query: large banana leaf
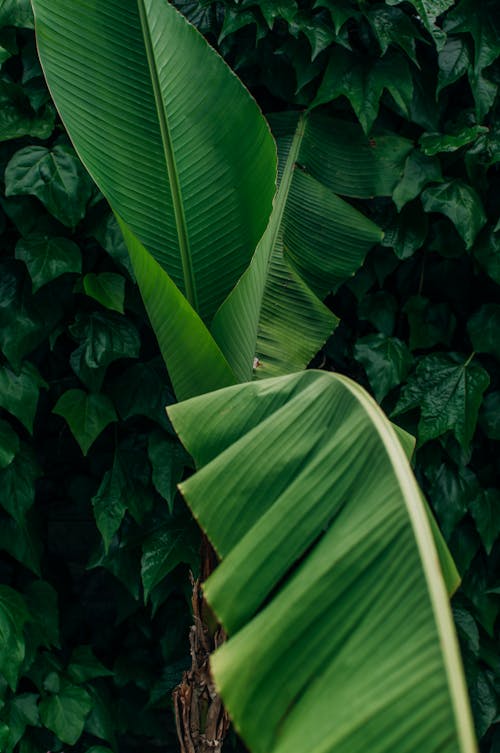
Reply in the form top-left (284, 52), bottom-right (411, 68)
top-left (169, 371), bottom-right (477, 753)
top-left (117, 217), bottom-right (236, 399)
top-left (211, 111), bottom-right (386, 381)
top-left (32, 0), bottom-right (276, 321)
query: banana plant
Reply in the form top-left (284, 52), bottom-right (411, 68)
top-left (32, 1), bottom-right (477, 753)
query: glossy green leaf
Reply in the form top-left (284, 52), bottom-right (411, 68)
top-left (39, 682), bottom-right (93, 745)
top-left (383, 203), bottom-right (428, 259)
top-left (53, 389), bottom-right (118, 456)
top-left (392, 150), bottom-right (442, 210)
top-left (141, 521), bottom-right (198, 600)
top-left (420, 126), bottom-right (488, 156)
top-left (421, 180), bottom-right (486, 249)
top-left (32, 0), bottom-right (276, 320)
top-left (4, 144), bottom-right (94, 227)
top-left (69, 310), bottom-right (141, 392)
top-left (148, 430), bottom-right (188, 513)
top-left (15, 236), bottom-right (81, 292)
top-left (354, 334), bottom-right (412, 401)
top-left (315, 48), bottom-right (414, 133)
top-left (0, 0), bottom-right (34, 29)
top-left (169, 370), bottom-right (476, 753)
top-left (469, 489), bottom-right (500, 555)
top-left (0, 362), bottom-right (47, 433)
top-left (467, 304), bottom-right (500, 360)
top-left (0, 444), bottom-right (40, 524)
top-left (0, 586), bottom-right (30, 690)
top-left (118, 218), bottom-right (236, 400)
top-left (212, 112), bottom-right (382, 381)
top-left (0, 80), bottom-right (54, 141)
top-left (365, 5), bottom-right (424, 64)
top-left (0, 420), bottom-right (19, 469)
top-left (0, 513), bottom-right (42, 576)
top-left (437, 36), bottom-right (471, 94)
top-left (474, 229), bottom-right (500, 285)
top-left (83, 273), bottom-right (125, 314)
top-left (1, 694), bottom-right (39, 753)
top-left (389, 0), bottom-right (454, 49)
top-left (394, 353), bottom-right (490, 449)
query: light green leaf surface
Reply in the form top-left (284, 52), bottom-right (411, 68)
top-left (83, 273), bottom-right (125, 313)
top-left (32, 0), bottom-right (276, 320)
top-left (53, 389), bottom-right (117, 456)
top-left (119, 219), bottom-right (236, 400)
top-left (212, 112), bottom-right (383, 381)
top-left (39, 683), bottom-right (93, 745)
top-left (169, 371), bottom-right (476, 753)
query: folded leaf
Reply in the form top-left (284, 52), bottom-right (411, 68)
top-left (169, 371), bottom-right (476, 753)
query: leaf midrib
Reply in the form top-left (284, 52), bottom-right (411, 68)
top-left (137, 0), bottom-right (198, 310)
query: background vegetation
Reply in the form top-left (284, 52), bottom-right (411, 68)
top-left (0, 0), bottom-right (499, 751)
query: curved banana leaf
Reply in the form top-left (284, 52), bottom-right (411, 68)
top-left (117, 217), bottom-right (236, 400)
top-left (169, 371), bottom-right (477, 753)
top-left (32, 0), bottom-right (276, 321)
top-left (211, 112), bottom-right (385, 381)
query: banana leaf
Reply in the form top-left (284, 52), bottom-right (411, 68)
top-left (169, 371), bottom-right (477, 753)
top-left (32, 0), bottom-right (276, 321)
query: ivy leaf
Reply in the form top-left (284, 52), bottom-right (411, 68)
top-left (0, 512), bottom-right (42, 575)
top-left (469, 489), bottom-right (500, 554)
top-left (69, 311), bottom-right (141, 391)
top-left (0, 444), bottom-right (40, 524)
top-left (53, 389), bottom-right (117, 456)
top-left (16, 236), bottom-right (81, 292)
top-left (314, 0), bottom-right (359, 34)
top-left (420, 125), bottom-right (488, 155)
top-left (0, 362), bottom-right (47, 434)
top-left (354, 334), bottom-right (412, 402)
top-left (365, 6), bottom-right (424, 64)
top-left (4, 143), bottom-right (94, 228)
top-left (428, 463), bottom-right (479, 538)
top-left (437, 36), bottom-right (471, 94)
top-left (392, 150), bottom-right (442, 211)
top-left (0, 0), bottom-right (34, 28)
top-left (479, 392), bottom-right (500, 439)
top-left (404, 295), bottom-right (456, 350)
top-left (314, 48), bottom-right (413, 132)
top-left (468, 304), bottom-right (500, 360)
top-left (393, 352), bottom-right (490, 449)
top-left (421, 180), bottom-right (487, 249)
top-left (0, 80), bottom-right (54, 142)
top-left (92, 212), bottom-right (135, 279)
top-left (39, 682), bottom-right (93, 745)
top-left (1, 693), bottom-right (39, 753)
top-left (0, 420), bottom-right (19, 469)
top-left (67, 646), bottom-right (113, 684)
top-left (92, 450), bottom-right (154, 550)
top-left (111, 360), bottom-right (172, 429)
top-left (388, 0), bottom-right (454, 49)
top-left (83, 273), bottom-right (126, 314)
top-left (383, 202), bottom-right (428, 259)
top-left (0, 586), bottom-right (30, 690)
top-left (148, 430), bottom-right (189, 513)
top-left (141, 518), bottom-right (199, 601)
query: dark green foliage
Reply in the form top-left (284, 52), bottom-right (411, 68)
top-left (1, 1), bottom-right (500, 751)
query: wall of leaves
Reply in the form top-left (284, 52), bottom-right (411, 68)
top-left (0, 0), bottom-right (499, 751)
